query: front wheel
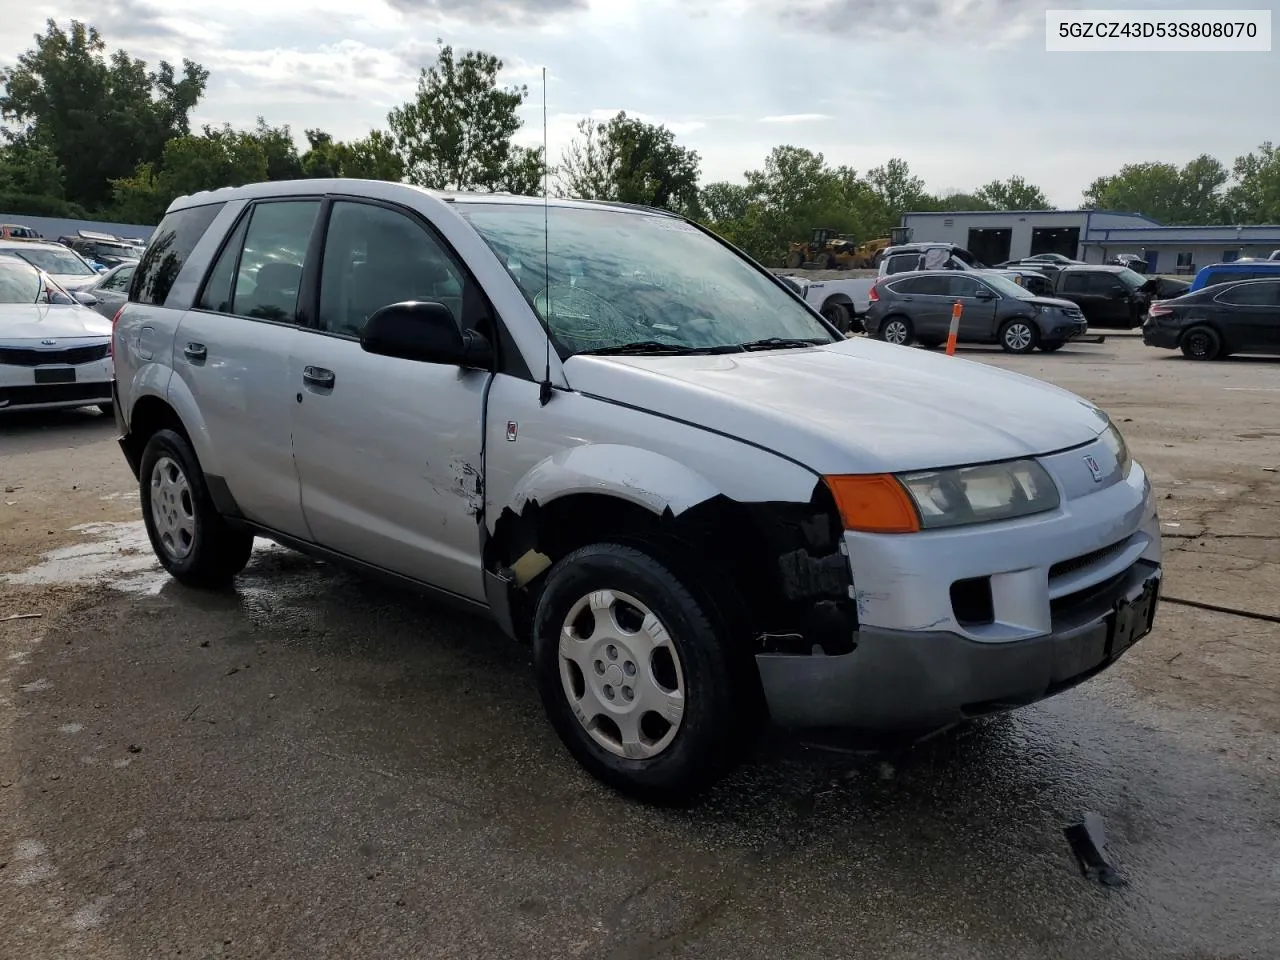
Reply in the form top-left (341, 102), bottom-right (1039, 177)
top-left (532, 543), bottom-right (747, 804)
top-left (1180, 325), bottom-right (1221, 361)
top-left (878, 315), bottom-right (914, 346)
top-left (139, 428), bottom-right (254, 587)
top-left (784, 251), bottom-right (803, 269)
top-left (999, 318), bottom-right (1039, 354)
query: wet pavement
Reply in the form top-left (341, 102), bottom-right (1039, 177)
top-left (2, 337), bottom-right (1279, 958)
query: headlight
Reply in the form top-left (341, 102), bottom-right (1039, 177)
top-left (1099, 422), bottom-right (1132, 478)
top-left (897, 459), bottom-right (1060, 529)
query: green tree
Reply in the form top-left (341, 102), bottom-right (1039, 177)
top-left (110, 124), bottom-right (268, 223)
top-left (300, 129), bottom-right (405, 181)
top-left (0, 19), bottom-right (207, 210)
top-left (1083, 155), bottom-right (1229, 224)
top-left (974, 175), bottom-right (1050, 210)
top-left (1226, 141), bottom-right (1280, 223)
top-left (248, 118), bottom-right (301, 181)
top-left (866, 157), bottom-right (927, 217)
top-left (0, 138), bottom-right (65, 196)
top-left (386, 43), bottom-right (541, 192)
top-left (699, 181), bottom-right (752, 224)
top-left (558, 112), bottom-right (700, 214)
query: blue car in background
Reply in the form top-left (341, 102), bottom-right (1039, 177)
top-left (1188, 260), bottom-right (1280, 292)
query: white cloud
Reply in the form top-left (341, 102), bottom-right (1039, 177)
top-left (1, 0), bottom-right (1276, 206)
top-left (759, 114), bottom-right (832, 123)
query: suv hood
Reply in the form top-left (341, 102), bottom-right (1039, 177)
top-left (1028, 296), bottom-right (1084, 311)
top-left (564, 338), bottom-right (1108, 475)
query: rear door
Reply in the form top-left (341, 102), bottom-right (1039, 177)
top-left (885, 275), bottom-right (946, 336)
top-left (171, 198), bottom-right (322, 538)
top-left (1214, 281), bottom-right (1280, 351)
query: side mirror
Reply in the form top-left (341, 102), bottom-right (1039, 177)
top-left (72, 291), bottom-right (100, 306)
top-left (360, 300), bottom-right (492, 368)
top-left (974, 287), bottom-right (996, 300)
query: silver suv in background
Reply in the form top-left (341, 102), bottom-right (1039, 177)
top-left (112, 180), bottom-right (1162, 802)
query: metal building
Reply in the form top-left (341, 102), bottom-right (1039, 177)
top-left (898, 209), bottom-right (1280, 275)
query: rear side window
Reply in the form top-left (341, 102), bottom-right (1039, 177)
top-left (884, 254), bottom-right (919, 275)
top-left (1217, 281), bottom-right (1280, 306)
top-left (889, 276), bottom-right (936, 295)
top-left (130, 202), bottom-right (226, 306)
top-left (1061, 273), bottom-right (1088, 294)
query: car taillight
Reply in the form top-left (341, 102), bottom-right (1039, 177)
top-left (1148, 302), bottom-right (1173, 318)
top-left (109, 304), bottom-right (125, 358)
top-left (869, 283), bottom-right (879, 302)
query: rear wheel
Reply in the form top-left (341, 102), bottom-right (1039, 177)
top-left (879, 315), bottom-right (914, 346)
top-left (532, 543), bottom-right (747, 804)
top-left (999, 318), bottom-right (1039, 354)
top-left (139, 428), bottom-right (254, 587)
top-left (1180, 325), bottom-right (1221, 361)
top-left (785, 251), bottom-right (803, 269)
top-left (821, 301), bottom-right (851, 333)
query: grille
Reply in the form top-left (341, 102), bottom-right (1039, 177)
top-left (0, 382), bottom-right (111, 407)
top-left (0, 343), bottom-right (110, 366)
top-left (1049, 539), bottom-right (1129, 582)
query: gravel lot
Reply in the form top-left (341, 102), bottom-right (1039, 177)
top-left (2, 334), bottom-right (1278, 959)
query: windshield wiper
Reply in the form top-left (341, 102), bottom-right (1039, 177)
top-left (577, 341), bottom-right (740, 356)
top-left (736, 337), bottom-right (824, 352)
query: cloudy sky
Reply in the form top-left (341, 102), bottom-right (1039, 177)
top-left (2, 0), bottom-right (1277, 205)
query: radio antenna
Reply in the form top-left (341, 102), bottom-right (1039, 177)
top-left (538, 65), bottom-right (553, 407)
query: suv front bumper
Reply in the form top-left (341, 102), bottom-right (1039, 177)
top-left (757, 559), bottom-right (1160, 730)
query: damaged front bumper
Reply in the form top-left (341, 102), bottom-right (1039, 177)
top-left (757, 558), bottom-right (1160, 729)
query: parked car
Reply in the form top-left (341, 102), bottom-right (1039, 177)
top-left (878, 242), bottom-right (984, 277)
top-left (0, 240), bottom-right (105, 290)
top-left (0, 223), bottom-right (41, 240)
top-left (1187, 259), bottom-right (1280, 293)
top-left (68, 236), bottom-right (141, 268)
top-left (0, 258), bottom-right (114, 414)
top-left (1045, 264), bottom-right (1156, 328)
top-left (112, 181), bottom-right (1163, 802)
top-left (73, 261), bottom-right (137, 318)
top-left (1143, 278), bottom-right (1280, 360)
top-left (863, 270), bottom-right (1088, 353)
top-left (777, 274), bottom-right (873, 333)
top-left (991, 267), bottom-right (1054, 296)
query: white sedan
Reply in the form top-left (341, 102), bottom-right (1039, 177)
top-left (0, 258), bottom-right (114, 414)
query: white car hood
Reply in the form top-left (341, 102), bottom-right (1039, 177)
top-left (563, 337), bottom-right (1108, 475)
top-left (0, 303), bottom-right (112, 341)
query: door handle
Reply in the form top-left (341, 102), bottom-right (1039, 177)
top-left (901, 296), bottom-right (914, 301)
top-left (302, 366), bottom-right (336, 389)
top-left (183, 342), bottom-right (207, 362)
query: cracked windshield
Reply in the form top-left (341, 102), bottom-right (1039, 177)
top-left (462, 204), bottom-right (834, 355)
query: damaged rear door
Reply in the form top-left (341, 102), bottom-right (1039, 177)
top-left (289, 197), bottom-right (490, 601)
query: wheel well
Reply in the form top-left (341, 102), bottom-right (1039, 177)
top-left (486, 489), bottom-right (857, 655)
top-left (820, 295), bottom-right (853, 311)
top-left (121, 395), bottom-right (188, 477)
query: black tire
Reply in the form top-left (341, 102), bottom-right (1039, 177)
top-left (821, 301), bottom-right (851, 333)
top-left (139, 428), bottom-right (254, 587)
top-left (878, 314), bottom-right (914, 346)
top-left (96, 402), bottom-right (114, 415)
top-left (1039, 340), bottom-right (1065, 352)
top-left (532, 543), bottom-right (746, 804)
top-left (999, 318), bottom-right (1039, 354)
top-left (818, 253), bottom-right (836, 269)
top-left (1180, 325), bottom-right (1221, 361)
top-left (784, 251), bottom-right (803, 269)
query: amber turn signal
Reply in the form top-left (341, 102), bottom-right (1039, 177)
top-left (824, 474), bottom-right (921, 534)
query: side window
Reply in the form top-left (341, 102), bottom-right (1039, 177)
top-left (1061, 273), bottom-right (1088, 294)
top-left (232, 201), bottom-right (320, 324)
top-left (946, 276), bottom-right (982, 298)
top-left (197, 214), bottom-right (252, 314)
top-left (129, 202), bottom-right (225, 306)
top-left (1086, 273), bottom-right (1123, 295)
top-left (318, 201), bottom-right (466, 337)
top-left (104, 265), bottom-right (134, 291)
top-left (886, 254), bottom-right (921, 275)
top-left (1218, 282), bottom-right (1280, 306)
top-left (888, 276), bottom-right (929, 295)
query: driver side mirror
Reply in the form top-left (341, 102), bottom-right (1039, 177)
top-left (72, 290), bottom-right (100, 307)
top-left (974, 287), bottom-right (996, 300)
top-left (360, 300), bottom-right (492, 368)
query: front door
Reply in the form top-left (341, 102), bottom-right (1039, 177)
top-left (289, 198), bottom-right (489, 601)
top-left (171, 199), bottom-right (321, 538)
top-left (943, 274), bottom-right (999, 339)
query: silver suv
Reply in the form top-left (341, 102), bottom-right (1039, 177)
top-left (112, 180), bottom-right (1163, 802)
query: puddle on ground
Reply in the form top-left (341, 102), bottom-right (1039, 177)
top-left (3, 521), bottom-right (285, 596)
top-left (2, 521), bottom-right (168, 595)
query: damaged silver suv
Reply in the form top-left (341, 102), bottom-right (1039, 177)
top-left (112, 181), bottom-right (1163, 802)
